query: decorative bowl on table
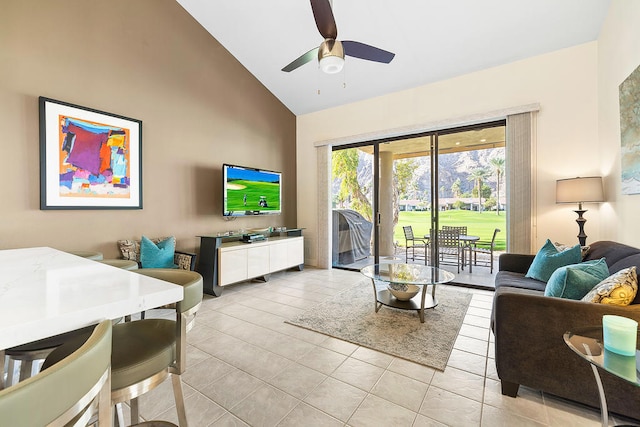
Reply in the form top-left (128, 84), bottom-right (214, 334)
top-left (387, 282), bottom-right (420, 301)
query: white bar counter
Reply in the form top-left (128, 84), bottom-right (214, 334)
top-left (0, 247), bottom-right (183, 350)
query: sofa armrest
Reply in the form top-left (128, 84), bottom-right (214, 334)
top-left (492, 286), bottom-right (640, 414)
top-left (498, 253), bottom-right (535, 274)
top-left (174, 251), bottom-right (197, 271)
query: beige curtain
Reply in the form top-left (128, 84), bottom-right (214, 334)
top-left (505, 112), bottom-right (535, 253)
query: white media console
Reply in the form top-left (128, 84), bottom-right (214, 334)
top-left (197, 229), bottom-right (304, 296)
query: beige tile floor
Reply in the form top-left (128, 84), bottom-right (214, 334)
top-left (131, 268), bottom-right (637, 427)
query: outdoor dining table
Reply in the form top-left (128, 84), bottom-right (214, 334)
top-left (422, 233), bottom-right (480, 272)
top-left (0, 247), bottom-right (184, 351)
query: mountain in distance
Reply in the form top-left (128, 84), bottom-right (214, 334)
top-left (332, 147), bottom-right (505, 203)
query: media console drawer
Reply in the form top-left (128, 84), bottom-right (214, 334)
top-left (217, 236), bottom-right (304, 286)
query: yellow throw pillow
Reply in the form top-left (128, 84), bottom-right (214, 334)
top-left (581, 267), bottom-right (638, 306)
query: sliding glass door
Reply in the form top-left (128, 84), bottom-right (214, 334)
top-left (330, 121), bottom-right (506, 275)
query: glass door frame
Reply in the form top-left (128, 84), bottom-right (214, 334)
top-left (331, 119), bottom-right (505, 271)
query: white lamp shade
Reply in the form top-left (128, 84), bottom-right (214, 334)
top-left (556, 176), bottom-right (604, 204)
top-left (320, 55), bottom-right (344, 74)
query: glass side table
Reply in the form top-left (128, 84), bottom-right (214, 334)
top-left (360, 263), bottom-right (454, 323)
top-left (564, 327), bottom-right (639, 427)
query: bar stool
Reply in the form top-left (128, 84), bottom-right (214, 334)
top-left (99, 259), bottom-right (139, 270)
top-left (44, 269), bottom-right (203, 426)
top-left (1, 250), bottom-right (127, 385)
top-left (0, 320), bottom-right (112, 426)
top-left (67, 250), bottom-right (104, 260)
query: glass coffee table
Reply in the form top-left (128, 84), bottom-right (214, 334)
top-left (564, 327), bottom-right (639, 427)
top-left (360, 263), bottom-right (454, 323)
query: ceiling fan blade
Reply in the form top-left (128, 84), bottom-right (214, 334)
top-left (281, 47), bottom-right (320, 72)
top-left (310, 0), bottom-right (337, 39)
top-left (342, 41), bottom-right (395, 64)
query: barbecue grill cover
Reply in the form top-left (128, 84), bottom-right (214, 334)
top-left (332, 209), bottom-right (372, 265)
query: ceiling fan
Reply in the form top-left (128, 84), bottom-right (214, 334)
top-left (281, 0), bottom-right (395, 74)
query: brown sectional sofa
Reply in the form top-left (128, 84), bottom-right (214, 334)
top-left (492, 240), bottom-right (640, 420)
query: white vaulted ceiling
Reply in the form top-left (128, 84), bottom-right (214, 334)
top-left (176, 0), bottom-right (611, 115)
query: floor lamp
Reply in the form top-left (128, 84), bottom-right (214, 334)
top-left (556, 176), bottom-right (604, 246)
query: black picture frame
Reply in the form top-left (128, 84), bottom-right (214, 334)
top-left (39, 97), bottom-right (143, 210)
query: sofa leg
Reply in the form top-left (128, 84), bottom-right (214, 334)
top-left (501, 380), bottom-right (519, 397)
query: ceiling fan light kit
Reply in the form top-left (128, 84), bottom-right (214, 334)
top-left (318, 39), bottom-right (344, 74)
top-left (281, 0), bottom-right (395, 74)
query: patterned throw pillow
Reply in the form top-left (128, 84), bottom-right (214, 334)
top-left (118, 236), bottom-right (171, 262)
top-left (581, 267), bottom-right (638, 306)
top-left (553, 242), bottom-right (591, 259)
top-left (526, 239), bottom-right (582, 282)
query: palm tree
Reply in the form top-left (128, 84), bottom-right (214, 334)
top-left (468, 168), bottom-right (490, 212)
top-left (490, 157), bottom-right (505, 215)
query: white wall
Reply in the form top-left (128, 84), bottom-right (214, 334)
top-left (597, 0), bottom-right (640, 245)
top-left (297, 42), bottom-right (601, 265)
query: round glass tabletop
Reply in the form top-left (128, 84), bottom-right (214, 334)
top-left (360, 263), bottom-right (455, 286)
top-left (564, 327), bottom-right (640, 386)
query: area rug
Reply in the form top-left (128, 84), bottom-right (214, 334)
top-left (286, 280), bottom-right (472, 370)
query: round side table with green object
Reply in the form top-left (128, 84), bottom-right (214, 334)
top-left (564, 327), bottom-right (639, 427)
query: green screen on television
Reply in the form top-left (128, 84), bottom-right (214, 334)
top-left (223, 164), bottom-right (281, 216)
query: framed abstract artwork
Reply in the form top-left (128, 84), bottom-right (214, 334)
top-left (619, 63), bottom-right (640, 195)
top-left (39, 97), bottom-right (142, 209)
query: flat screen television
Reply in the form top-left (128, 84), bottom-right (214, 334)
top-left (223, 164), bottom-right (282, 216)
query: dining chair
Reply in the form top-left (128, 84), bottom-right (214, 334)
top-left (442, 226), bottom-right (469, 268)
top-left (442, 225), bottom-right (468, 236)
top-left (437, 229), bottom-right (462, 273)
top-left (472, 228), bottom-right (501, 273)
top-left (0, 320), bottom-right (112, 427)
top-left (403, 225), bottom-right (428, 263)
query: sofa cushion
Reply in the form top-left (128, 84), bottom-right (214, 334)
top-left (584, 241), bottom-right (640, 266)
top-left (544, 258), bottom-right (610, 300)
top-left (140, 236), bottom-right (176, 269)
top-left (525, 239), bottom-right (582, 282)
top-left (582, 267), bottom-right (638, 306)
top-left (495, 271), bottom-right (547, 292)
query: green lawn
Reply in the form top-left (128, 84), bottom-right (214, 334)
top-left (395, 210), bottom-right (506, 250)
top-left (226, 180), bottom-right (280, 211)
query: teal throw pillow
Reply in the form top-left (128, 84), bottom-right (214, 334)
top-left (525, 239), bottom-right (582, 282)
top-left (544, 258), bottom-right (610, 299)
top-left (140, 235), bottom-right (176, 268)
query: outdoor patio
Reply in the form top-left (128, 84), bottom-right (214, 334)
top-left (336, 247), bottom-right (500, 291)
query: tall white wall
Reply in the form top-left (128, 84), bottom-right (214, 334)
top-left (297, 43), bottom-right (601, 266)
top-left (597, 0), bottom-right (640, 245)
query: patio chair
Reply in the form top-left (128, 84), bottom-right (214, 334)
top-left (437, 229), bottom-right (462, 273)
top-left (472, 228), bottom-right (501, 273)
top-left (443, 226), bottom-right (468, 268)
top-left (442, 225), bottom-right (468, 236)
top-left (403, 226), bottom-right (428, 263)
